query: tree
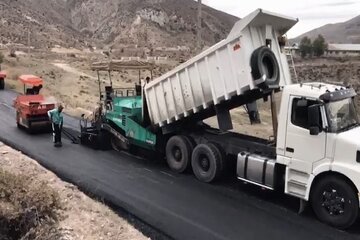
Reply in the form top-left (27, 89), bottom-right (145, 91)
top-left (312, 35), bottom-right (327, 57)
top-left (299, 36), bottom-right (312, 58)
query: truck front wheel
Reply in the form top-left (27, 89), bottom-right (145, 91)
top-left (166, 135), bottom-right (192, 173)
top-left (191, 143), bottom-right (223, 183)
top-left (311, 175), bottom-right (359, 229)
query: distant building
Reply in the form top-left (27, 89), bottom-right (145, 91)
top-left (326, 44), bottom-right (360, 56)
top-left (284, 43), bottom-right (299, 56)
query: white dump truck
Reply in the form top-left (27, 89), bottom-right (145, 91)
top-left (145, 9), bottom-right (294, 130)
top-left (85, 9), bottom-right (360, 229)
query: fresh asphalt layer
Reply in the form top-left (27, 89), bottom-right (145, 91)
top-left (1, 89), bottom-right (360, 240)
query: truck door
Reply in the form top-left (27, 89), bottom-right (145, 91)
top-left (285, 97), bottom-right (326, 174)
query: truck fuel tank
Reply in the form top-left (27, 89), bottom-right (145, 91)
top-left (237, 152), bottom-right (276, 189)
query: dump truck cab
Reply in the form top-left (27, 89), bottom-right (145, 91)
top-left (273, 83), bottom-right (360, 228)
top-left (234, 83), bottom-right (360, 229)
top-left (277, 83), bottom-right (359, 194)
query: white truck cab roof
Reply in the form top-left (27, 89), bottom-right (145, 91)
top-left (283, 82), bottom-right (356, 102)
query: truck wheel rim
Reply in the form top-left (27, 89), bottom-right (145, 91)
top-left (199, 154), bottom-right (210, 172)
top-left (322, 189), bottom-right (345, 215)
top-left (172, 147), bottom-right (182, 162)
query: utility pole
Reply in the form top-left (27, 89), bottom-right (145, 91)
top-left (197, 0), bottom-right (202, 51)
top-left (27, 30), bottom-right (31, 54)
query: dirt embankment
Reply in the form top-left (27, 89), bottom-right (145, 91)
top-left (0, 142), bottom-right (148, 240)
top-left (294, 56), bottom-right (360, 107)
top-left (294, 57), bottom-right (360, 86)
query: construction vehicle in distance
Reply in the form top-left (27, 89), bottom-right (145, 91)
top-left (80, 9), bottom-right (360, 229)
top-left (0, 71), bottom-right (6, 90)
top-left (14, 75), bottom-right (55, 132)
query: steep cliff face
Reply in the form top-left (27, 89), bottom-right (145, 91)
top-left (68, 0), bottom-right (238, 48)
top-left (0, 0), bottom-right (238, 49)
top-left (0, 0), bottom-right (81, 48)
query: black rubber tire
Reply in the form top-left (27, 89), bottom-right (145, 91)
top-left (16, 112), bottom-right (21, 129)
top-left (184, 136), bottom-right (196, 154)
top-left (27, 121), bottom-right (35, 134)
top-left (166, 135), bottom-right (192, 173)
top-left (310, 175), bottom-right (359, 229)
top-left (0, 78), bottom-right (4, 90)
top-left (191, 143), bottom-right (223, 183)
top-left (210, 142), bottom-right (226, 173)
top-left (250, 46), bottom-right (280, 89)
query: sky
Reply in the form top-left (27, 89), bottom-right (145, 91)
top-left (200, 0), bottom-right (360, 37)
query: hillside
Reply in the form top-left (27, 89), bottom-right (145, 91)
top-left (0, 0), bottom-right (238, 50)
top-left (0, 0), bottom-right (83, 48)
top-left (294, 15), bottom-right (360, 43)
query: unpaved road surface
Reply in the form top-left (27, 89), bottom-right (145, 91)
top-left (1, 89), bottom-right (360, 240)
top-left (52, 62), bottom-right (95, 79)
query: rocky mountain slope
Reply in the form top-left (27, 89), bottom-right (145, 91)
top-left (294, 15), bottom-right (360, 43)
top-left (0, 0), bottom-right (238, 50)
top-left (0, 0), bottom-right (82, 48)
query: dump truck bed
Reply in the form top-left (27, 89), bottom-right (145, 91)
top-left (144, 9), bottom-right (297, 128)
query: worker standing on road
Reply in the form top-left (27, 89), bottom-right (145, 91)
top-left (48, 104), bottom-right (64, 147)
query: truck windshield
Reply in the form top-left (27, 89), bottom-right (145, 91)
top-left (326, 98), bottom-right (359, 133)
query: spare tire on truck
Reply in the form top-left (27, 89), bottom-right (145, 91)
top-left (251, 46), bottom-right (280, 89)
top-left (0, 78), bottom-right (4, 90)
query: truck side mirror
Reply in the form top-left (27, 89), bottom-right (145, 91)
top-left (308, 104), bottom-right (321, 136)
top-left (309, 126), bottom-right (320, 136)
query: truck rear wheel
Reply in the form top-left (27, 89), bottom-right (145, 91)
top-left (191, 143), bottom-right (223, 183)
top-left (310, 175), bottom-right (358, 229)
top-left (251, 46), bottom-right (280, 89)
top-left (0, 78), bottom-right (4, 90)
top-left (166, 135), bottom-right (192, 173)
